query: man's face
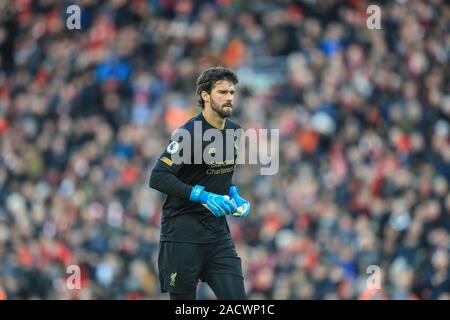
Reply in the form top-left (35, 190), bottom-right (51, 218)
top-left (205, 80), bottom-right (236, 118)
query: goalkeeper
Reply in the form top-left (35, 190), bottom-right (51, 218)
top-left (149, 67), bottom-right (250, 300)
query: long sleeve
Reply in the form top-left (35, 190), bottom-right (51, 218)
top-left (149, 139), bottom-right (193, 200)
top-left (149, 159), bottom-right (192, 200)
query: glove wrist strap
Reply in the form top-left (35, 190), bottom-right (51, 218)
top-left (190, 185), bottom-right (205, 202)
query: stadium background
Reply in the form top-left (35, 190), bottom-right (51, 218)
top-left (0, 0), bottom-right (449, 300)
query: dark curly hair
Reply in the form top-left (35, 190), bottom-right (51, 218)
top-left (196, 67), bottom-right (239, 109)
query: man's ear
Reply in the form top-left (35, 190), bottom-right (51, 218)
top-left (201, 91), bottom-right (210, 102)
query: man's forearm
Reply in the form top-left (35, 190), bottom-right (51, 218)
top-left (149, 165), bottom-right (192, 200)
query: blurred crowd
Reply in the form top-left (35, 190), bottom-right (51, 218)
top-left (0, 0), bottom-right (449, 300)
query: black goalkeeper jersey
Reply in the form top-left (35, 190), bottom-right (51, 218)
top-left (149, 112), bottom-right (241, 243)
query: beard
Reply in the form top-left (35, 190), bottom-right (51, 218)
top-left (211, 99), bottom-right (233, 118)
